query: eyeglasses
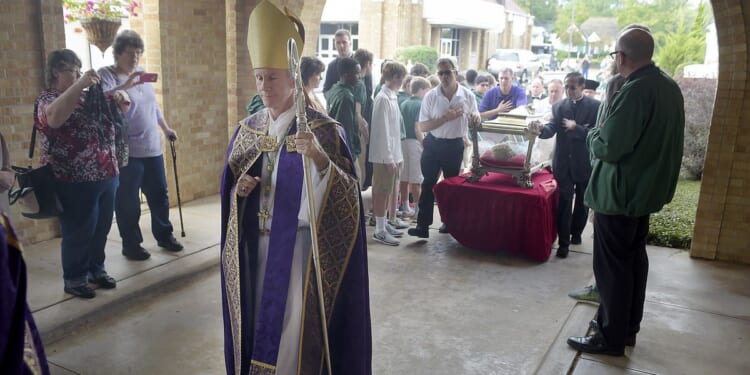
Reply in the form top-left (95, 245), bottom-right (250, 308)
top-left (61, 67), bottom-right (82, 75)
top-left (564, 85), bottom-right (581, 90)
top-left (609, 51), bottom-right (622, 58)
top-left (437, 70), bottom-right (455, 77)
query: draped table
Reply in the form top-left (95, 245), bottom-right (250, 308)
top-left (434, 169), bottom-right (558, 261)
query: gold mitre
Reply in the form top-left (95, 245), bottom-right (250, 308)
top-left (247, 0), bottom-right (305, 70)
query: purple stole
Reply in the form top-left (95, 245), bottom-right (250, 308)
top-left (250, 124), bottom-right (303, 369)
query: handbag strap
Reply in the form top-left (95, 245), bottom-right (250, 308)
top-left (30, 100), bottom-right (57, 161)
top-left (29, 126), bottom-right (37, 159)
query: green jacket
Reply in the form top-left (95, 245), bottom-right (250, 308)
top-left (584, 64), bottom-right (684, 217)
top-left (326, 82), bottom-right (360, 157)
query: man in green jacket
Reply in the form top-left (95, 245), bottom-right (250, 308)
top-left (567, 26), bottom-right (684, 356)
top-left (326, 57), bottom-right (362, 162)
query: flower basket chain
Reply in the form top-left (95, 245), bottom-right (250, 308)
top-left (80, 18), bottom-right (122, 54)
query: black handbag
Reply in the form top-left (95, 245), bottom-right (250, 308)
top-left (8, 102), bottom-right (63, 219)
top-left (9, 164), bottom-right (62, 219)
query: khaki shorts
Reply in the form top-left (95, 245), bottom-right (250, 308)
top-left (372, 162), bottom-right (401, 195)
top-left (400, 139), bottom-right (423, 184)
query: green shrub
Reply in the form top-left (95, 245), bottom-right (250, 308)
top-left (394, 46), bottom-right (439, 72)
top-left (646, 179), bottom-right (701, 249)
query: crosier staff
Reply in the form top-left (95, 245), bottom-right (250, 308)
top-left (287, 37), bottom-right (333, 375)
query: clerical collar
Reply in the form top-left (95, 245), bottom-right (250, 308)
top-left (570, 95), bottom-right (584, 104)
top-left (268, 107), bottom-right (296, 137)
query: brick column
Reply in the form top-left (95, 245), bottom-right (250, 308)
top-left (691, 0), bottom-right (750, 263)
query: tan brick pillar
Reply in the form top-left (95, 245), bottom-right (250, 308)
top-left (691, 0), bottom-right (750, 264)
top-left (0, 0), bottom-right (66, 244)
top-left (359, 1), bottom-right (384, 59)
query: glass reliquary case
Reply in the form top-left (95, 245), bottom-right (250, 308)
top-left (467, 109), bottom-right (552, 188)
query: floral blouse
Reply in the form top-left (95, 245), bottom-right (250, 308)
top-left (34, 89), bottom-right (119, 183)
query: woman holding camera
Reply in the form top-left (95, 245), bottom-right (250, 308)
top-left (35, 49), bottom-right (130, 299)
top-left (99, 30), bottom-right (182, 261)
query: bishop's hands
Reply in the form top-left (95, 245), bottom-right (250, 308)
top-left (295, 130), bottom-right (330, 171)
top-left (236, 173), bottom-right (260, 197)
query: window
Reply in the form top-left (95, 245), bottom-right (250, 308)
top-left (440, 28), bottom-right (460, 59)
top-left (317, 23), bottom-right (359, 59)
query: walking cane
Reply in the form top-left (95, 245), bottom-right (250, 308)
top-left (169, 137), bottom-right (186, 237)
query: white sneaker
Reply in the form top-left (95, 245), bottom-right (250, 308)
top-left (398, 205), bottom-right (415, 218)
top-left (385, 223), bottom-right (404, 237)
top-left (373, 230), bottom-right (400, 246)
top-left (388, 218), bottom-right (410, 229)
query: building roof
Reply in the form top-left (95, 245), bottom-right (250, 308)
top-left (423, 0), bottom-right (507, 31)
top-left (579, 17), bottom-right (620, 45)
top-left (501, 0), bottom-right (529, 16)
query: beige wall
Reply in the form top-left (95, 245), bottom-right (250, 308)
top-left (1, 0), bottom-right (66, 243)
top-left (1, 0), bottom-right (749, 264)
top-left (690, 0), bottom-right (750, 263)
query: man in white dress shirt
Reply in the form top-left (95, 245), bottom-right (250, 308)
top-left (408, 58), bottom-right (480, 239)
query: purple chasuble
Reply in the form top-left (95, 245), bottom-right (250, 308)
top-left (251, 124), bottom-right (303, 366)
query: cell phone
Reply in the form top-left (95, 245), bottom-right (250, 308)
top-left (140, 73), bottom-right (158, 82)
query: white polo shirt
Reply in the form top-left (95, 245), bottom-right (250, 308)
top-left (419, 84), bottom-right (478, 139)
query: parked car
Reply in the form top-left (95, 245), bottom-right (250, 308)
top-left (536, 53), bottom-right (556, 71)
top-left (486, 49), bottom-right (542, 83)
top-left (559, 58), bottom-right (579, 72)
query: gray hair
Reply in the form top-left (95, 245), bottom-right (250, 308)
top-left (45, 49), bottom-right (81, 89)
top-left (113, 29), bottom-right (144, 57)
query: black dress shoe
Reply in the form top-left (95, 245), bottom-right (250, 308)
top-left (89, 274), bottom-right (117, 289)
top-left (589, 320), bottom-right (636, 347)
top-left (556, 246), bottom-right (569, 258)
top-left (571, 234), bottom-right (582, 245)
top-left (122, 245), bottom-right (151, 261)
top-left (158, 236), bottom-right (184, 252)
top-left (407, 226), bottom-right (429, 238)
top-left (64, 285), bottom-right (96, 299)
top-left (438, 224), bottom-right (449, 234)
top-left (567, 333), bottom-right (624, 356)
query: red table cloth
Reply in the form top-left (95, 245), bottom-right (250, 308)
top-left (434, 170), bottom-right (558, 261)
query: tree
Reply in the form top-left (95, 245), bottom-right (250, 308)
top-left (654, 2), bottom-right (709, 76)
top-left (552, 0), bottom-right (618, 37)
top-left (515, 0), bottom-right (558, 30)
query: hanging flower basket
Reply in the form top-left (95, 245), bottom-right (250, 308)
top-left (80, 18), bottom-right (122, 54)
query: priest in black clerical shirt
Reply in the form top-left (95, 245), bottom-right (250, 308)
top-left (531, 72), bottom-right (601, 258)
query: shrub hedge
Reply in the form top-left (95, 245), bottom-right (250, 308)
top-left (646, 179), bottom-right (701, 249)
top-left (676, 77), bottom-right (716, 180)
top-left (394, 45), bottom-right (439, 72)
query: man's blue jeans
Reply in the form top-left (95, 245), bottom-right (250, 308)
top-left (115, 155), bottom-right (174, 248)
top-left (57, 177), bottom-right (118, 287)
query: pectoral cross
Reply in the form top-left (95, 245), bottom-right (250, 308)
top-left (258, 209), bottom-right (270, 232)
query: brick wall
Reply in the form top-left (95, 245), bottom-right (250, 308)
top-left (691, 0), bottom-right (750, 263)
top-left (144, 0), bottom-right (228, 205)
top-left (0, 0), bottom-right (66, 245)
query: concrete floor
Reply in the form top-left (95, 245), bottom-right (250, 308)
top-left (21, 195), bottom-right (750, 374)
